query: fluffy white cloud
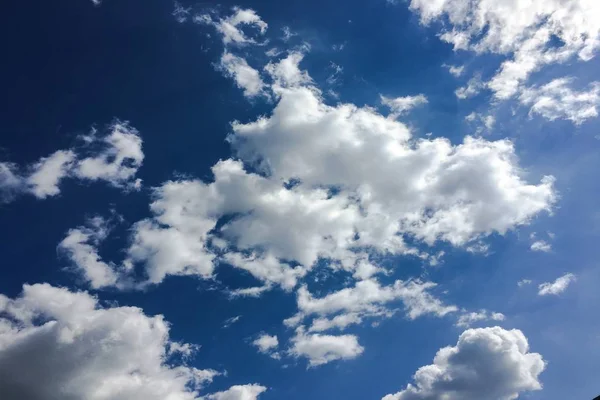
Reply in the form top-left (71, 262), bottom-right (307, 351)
top-left (74, 121), bottom-right (144, 189)
top-left (252, 333), bottom-right (279, 354)
top-left (289, 329), bottom-right (364, 367)
top-left (223, 252), bottom-right (306, 291)
top-left (219, 53), bottom-right (266, 98)
top-left (530, 240), bottom-right (551, 252)
top-left (264, 52), bottom-right (312, 88)
top-left (58, 216), bottom-right (121, 289)
top-left (0, 283), bottom-right (232, 400)
top-left (232, 54), bottom-right (556, 249)
top-left (380, 94), bottom-right (428, 117)
top-left (288, 279), bottom-right (457, 330)
top-left (308, 313), bottom-right (363, 332)
top-left (26, 150), bottom-right (75, 198)
top-left (538, 273), bottom-right (576, 296)
top-left (444, 64), bottom-right (464, 77)
top-left (382, 327), bottom-right (546, 400)
top-left (202, 384), bottom-right (267, 400)
top-left (223, 315), bottom-right (242, 328)
top-left (197, 7), bottom-right (267, 46)
top-left (410, 0), bottom-right (600, 99)
top-left (456, 309), bottom-right (505, 328)
top-left (455, 75), bottom-right (484, 99)
top-left (0, 121), bottom-right (144, 202)
top-left (520, 78), bottom-right (600, 124)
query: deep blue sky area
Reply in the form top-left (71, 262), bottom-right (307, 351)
top-left (1, 1), bottom-right (599, 400)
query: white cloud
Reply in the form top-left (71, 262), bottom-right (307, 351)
top-left (0, 283), bottom-right (231, 400)
top-left (223, 315), bottom-right (242, 328)
top-left (252, 334), bottom-right (279, 357)
top-left (465, 112), bottom-right (495, 133)
top-left (455, 75), bottom-right (484, 99)
top-left (0, 121), bottom-right (144, 202)
top-left (202, 384), bottom-right (267, 400)
top-left (26, 150), bottom-right (75, 198)
top-left (289, 279), bottom-right (457, 329)
top-left (538, 273), bottom-right (576, 296)
top-left (289, 329), bottom-right (364, 367)
top-left (520, 78), bottom-right (600, 124)
top-left (308, 313), bottom-right (363, 332)
top-left (58, 216), bottom-right (122, 289)
top-left (198, 7), bottom-right (268, 46)
top-left (456, 309), bottom-right (505, 328)
top-left (530, 240), bottom-right (551, 252)
top-left (382, 327), bottom-right (546, 400)
top-left (444, 64), bottom-right (464, 77)
top-left (219, 53), bottom-right (266, 98)
top-left (380, 94), bottom-right (428, 117)
top-left (517, 279), bottom-right (533, 287)
top-left (410, 0), bottom-right (600, 99)
top-left (68, 52), bottom-right (555, 298)
top-left (74, 121), bottom-right (144, 189)
top-left (232, 53), bottom-right (556, 250)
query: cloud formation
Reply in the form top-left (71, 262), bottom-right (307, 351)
top-left (382, 327), bottom-right (546, 400)
top-left (0, 121), bottom-right (143, 202)
top-left (538, 273), bottom-right (576, 296)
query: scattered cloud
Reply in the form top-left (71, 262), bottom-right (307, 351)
top-left (538, 273), bottom-right (576, 296)
top-left (380, 94), bottom-right (428, 117)
top-left (289, 328), bottom-right (364, 367)
top-left (456, 309), bottom-right (505, 328)
top-left (0, 121), bottom-right (143, 202)
top-left (197, 7), bottom-right (268, 46)
top-left (455, 75), bottom-right (484, 99)
top-left (252, 334), bottom-right (280, 359)
top-left (410, 0), bottom-right (600, 99)
top-left (520, 78), bottom-right (600, 125)
top-left (444, 64), bottom-right (464, 77)
top-left (382, 327), bottom-right (546, 400)
top-left (287, 279), bottom-right (457, 330)
top-left (58, 216), bottom-right (122, 289)
top-left (530, 240), bottom-right (552, 252)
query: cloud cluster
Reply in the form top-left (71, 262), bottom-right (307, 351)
top-left (410, 0), bottom-right (599, 97)
top-left (55, 8), bottom-right (558, 369)
top-left (409, 0), bottom-right (600, 124)
top-left (0, 121), bottom-right (143, 202)
top-left (382, 327), bottom-right (546, 400)
top-left (0, 284), bottom-right (263, 400)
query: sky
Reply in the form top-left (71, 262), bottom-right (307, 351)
top-left (0, 0), bottom-right (599, 399)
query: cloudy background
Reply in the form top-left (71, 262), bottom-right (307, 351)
top-left (1, 0), bottom-right (599, 399)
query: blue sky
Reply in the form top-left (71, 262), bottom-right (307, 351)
top-left (1, 1), bottom-right (599, 399)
